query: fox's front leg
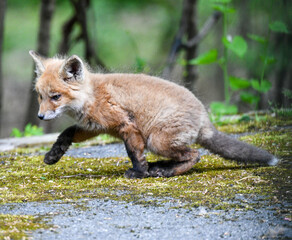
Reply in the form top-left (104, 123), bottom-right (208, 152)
top-left (44, 125), bottom-right (98, 165)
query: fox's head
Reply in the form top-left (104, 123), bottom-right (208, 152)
top-left (29, 51), bottom-right (90, 121)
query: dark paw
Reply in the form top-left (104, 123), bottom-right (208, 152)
top-left (44, 150), bottom-right (62, 165)
top-left (124, 168), bottom-right (149, 179)
top-left (148, 165), bottom-right (174, 178)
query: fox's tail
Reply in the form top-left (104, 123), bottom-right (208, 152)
top-left (198, 127), bottom-right (278, 166)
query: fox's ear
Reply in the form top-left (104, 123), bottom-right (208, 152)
top-left (29, 50), bottom-right (45, 77)
top-left (60, 55), bottom-right (84, 82)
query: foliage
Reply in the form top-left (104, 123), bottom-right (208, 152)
top-left (11, 124), bottom-right (44, 138)
top-left (229, 76), bottom-right (250, 91)
top-left (222, 36), bottom-right (247, 58)
top-left (250, 79), bottom-right (272, 93)
top-left (282, 89), bottom-right (292, 100)
top-left (189, 49), bottom-right (218, 65)
top-left (209, 101), bottom-right (237, 116)
top-left (269, 21), bottom-right (290, 34)
top-left (269, 89), bottom-right (292, 118)
top-left (188, 0), bottom-right (290, 116)
top-left (134, 56), bottom-right (150, 73)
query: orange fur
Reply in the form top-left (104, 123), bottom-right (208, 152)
top-left (29, 51), bottom-right (278, 178)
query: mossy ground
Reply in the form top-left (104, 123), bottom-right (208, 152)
top-left (215, 112), bottom-right (292, 133)
top-left (0, 113), bottom-right (291, 239)
top-left (0, 214), bottom-right (51, 239)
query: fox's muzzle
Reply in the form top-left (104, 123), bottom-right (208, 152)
top-left (38, 114), bottom-right (45, 120)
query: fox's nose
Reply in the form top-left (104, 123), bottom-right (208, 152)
top-left (38, 114), bottom-right (45, 120)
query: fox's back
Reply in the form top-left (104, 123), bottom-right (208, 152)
top-left (93, 73), bottom-right (207, 137)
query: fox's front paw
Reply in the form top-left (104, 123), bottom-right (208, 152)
top-left (44, 148), bottom-right (64, 165)
top-left (124, 168), bottom-right (149, 179)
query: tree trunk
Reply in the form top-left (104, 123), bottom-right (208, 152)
top-left (273, 0), bottom-right (292, 108)
top-left (273, 34), bottom-right (292, 108)
top-left (59, 15), bottom-right (78, 54)
top-left (25, 0), bottom-right (55, 129)
top-left (163, 10), bottom-right (221, 83)
top-left (0, 0), bottom-right (6, 134)
top-left (162, 0), bottom-right (198, 92)
top-left (162, 1), bottom-right (189, 79)
top-left (262, 0), bottom-right (292, 109)
top-left (237, 0), bottom-right (250, 39)
top-left (59, 0), bottom-right (106, 69)
top-left (71, 0), bottom-right (104, 67)
top-left (183, 0), bottom-right (198, 91)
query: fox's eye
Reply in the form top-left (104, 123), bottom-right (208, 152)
top-left (51, 94), bottom-right (61, 101)
top-left (39, 95), bottom-right (43, 100)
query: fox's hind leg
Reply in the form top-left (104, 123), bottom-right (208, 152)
top-left (147, 131), bottom-right (200, 177)
top-left (44, 125), bottom-right (98, 165)
top-left (148, 147), bottom-right (200, 177)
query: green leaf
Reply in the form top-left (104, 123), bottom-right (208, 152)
top-left (251, 79), bottom-right (272, 93)
top-left (11, 128), bottom-right (23, 138)
top-left (23, 124), bottom-right (44, 137)
top-left (222, 36), bottom-right (247, 58)
top-left (260, 55), bottom-right (276, 65)
top-left (31, 125), bottom-right (44, 136)
top-left (269, 21), bottom-right (290, 34)
top-left (189, 49), bottom-right (218, 65)
top-left (211, 0), bottom-right (232, 3)
top-left (24, 124), bottom-right (33, 137)
top-left (239, 115), bottom-right (251, 122)
top-left (240, 92), bottom-right (260, 104)
top-left (212, 4), bottom-right (235, 13)
top-left (210, 102), bottom-right (238, 116)
top-left (229, 76), bottom-right (251, 91)
top-left (135, 57), bottom-right (147, 73)
top-left (247, 34), bottom-right (268, 44)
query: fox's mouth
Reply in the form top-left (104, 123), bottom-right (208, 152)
top-left (38, 107), bottom-right (64, 121)
top-left (38, 111), bottom-right (58, 120)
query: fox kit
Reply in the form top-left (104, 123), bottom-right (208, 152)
top-left (29, 51), bottom-right (278, 178)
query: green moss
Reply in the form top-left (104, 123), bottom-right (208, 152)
top-left (216, 113), bottom-right (292, 134)
top-left (0, 115), bottom-right (291, 236)
top-left (0, 125), bottom-right (290, 207)
top-left (72, 134), bottom-right (121, 148)
top-left (0, 214), bottom-right (51, 239)
top-left (240, 130), bottom-right (291, 157)
top-left (1, 145), bottom-right (51, 156)
top-left (0, 134), bottom-right (121, 157)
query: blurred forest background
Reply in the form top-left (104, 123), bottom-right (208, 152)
top-left (0, 0), bottom-right (291, 137)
